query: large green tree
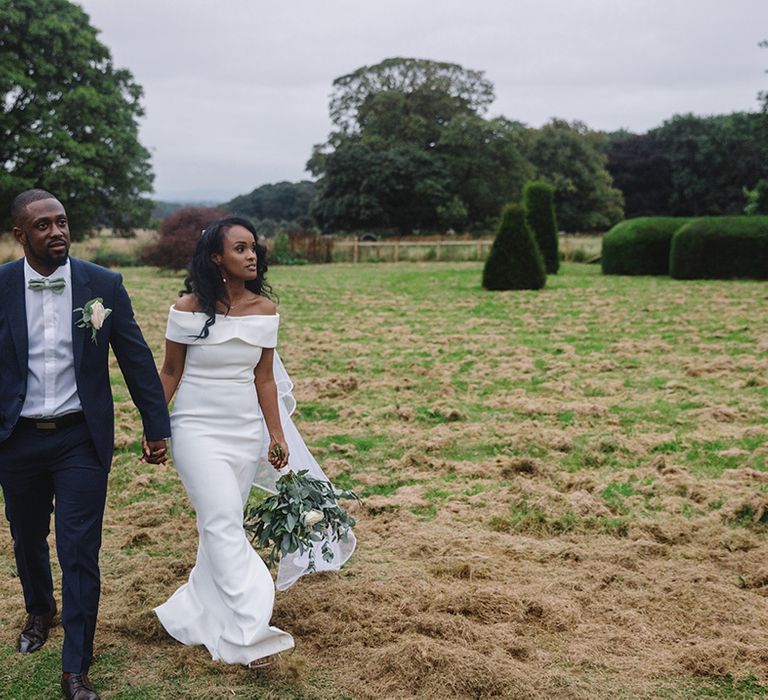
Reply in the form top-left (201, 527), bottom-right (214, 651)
top-left (0, 0), bottom-right (153, 235)
top-left (308, 58), bottom-right (525, 233)
top-left (525, 119), bottom-right (624, 231)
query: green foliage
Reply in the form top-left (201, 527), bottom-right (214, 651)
top-left (482, 203), bottom-right (546, 290)
top-left (0, 0), bottom-right (154, 236)
top-left (523, 180), bottom-right (559, 273)
top-left (328, 57), bottom-right (495, 139)
top-left (670, 216), bottom-right (768, 280)
top-left (244, 469), bottom-right (359, 571)
top-left (436, 195), bottom-right (469, 230)
top-left (602, 217), bottom-right (692, 275)
top-left (607, 113), bottom-right (768, 220)
top-left (438, 115), bottom-right (534, 229)
top-left (310, 141), bottom-right (446, 233)
top-left (606, 131), bottom-right (673, 217)
top-left (525, 119), bottom-right (624, 231)
top-left (140, 207), bottom-right (230, 270)
top-left (744, 179), bottom-right (768, 215)
top-left (270, 229), bottom-right (306, 265)
top-left (226, 181), bottom-right (316, 228)
top-left (309, 58), bottom-right (532, 233)
top-left (653, 112), bottom-right (768, 216)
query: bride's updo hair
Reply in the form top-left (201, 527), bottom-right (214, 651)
top-left (182, 216), bottom-right (274, 339)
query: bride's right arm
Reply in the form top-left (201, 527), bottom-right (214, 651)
top-left (159, 339), bottom-right (187, 405)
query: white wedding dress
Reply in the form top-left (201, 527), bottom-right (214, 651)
top-left (154, 306), bottom-right (355, 664)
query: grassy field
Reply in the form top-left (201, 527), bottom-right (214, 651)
top-left (1, 262), bottom-right (767, 699)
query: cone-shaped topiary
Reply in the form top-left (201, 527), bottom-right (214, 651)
top-left (523, 180), bottom-right (559, 273)
top-left (482, 203), bottom-right (546, 290)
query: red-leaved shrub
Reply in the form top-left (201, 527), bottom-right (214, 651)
top-left (141, 207), bottom-right (230, 270)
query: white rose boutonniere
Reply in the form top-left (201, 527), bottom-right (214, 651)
top-left (74, 297), bottom-right (112, 344)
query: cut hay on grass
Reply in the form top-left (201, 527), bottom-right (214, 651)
top-left (1, 262), bottom-right (767, 699)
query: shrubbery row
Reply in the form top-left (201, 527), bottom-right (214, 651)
top-left (602, 216), bottom-right (768, 279)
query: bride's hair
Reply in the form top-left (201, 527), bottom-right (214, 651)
top-left (182, 216), bottom-right (274, 339)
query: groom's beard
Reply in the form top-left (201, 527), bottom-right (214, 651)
top-left (30, 244), bottom-right (69, 270)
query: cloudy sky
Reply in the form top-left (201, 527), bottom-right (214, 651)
top-left (76, 0), bottom-right (767, 202)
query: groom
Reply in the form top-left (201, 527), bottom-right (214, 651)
top-left (0, 189), bottom-right (170, 700)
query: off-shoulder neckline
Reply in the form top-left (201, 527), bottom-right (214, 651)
top-left (169, 305), bottom-right (279, 320)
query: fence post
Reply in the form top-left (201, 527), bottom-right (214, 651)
top-left (394, 240), bottom-right (399, 263)
top-left (436, 240), bottom-right (441, 261)
top-left (353, 238), bottom-right (359, 263)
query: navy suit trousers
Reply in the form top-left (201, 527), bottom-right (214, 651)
top-left (0, 420), bottom-right (107, 674)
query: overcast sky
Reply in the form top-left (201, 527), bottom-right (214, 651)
top-left (76, 0), bottom-right (767, 202)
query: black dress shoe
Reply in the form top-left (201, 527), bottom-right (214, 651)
top-left (61, 673), bottom-right (101, 700)
top-left (18, 601), bottom-right (57, 653)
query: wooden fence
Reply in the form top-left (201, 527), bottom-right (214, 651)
top-left (332, 239), bottom-right (494, 263)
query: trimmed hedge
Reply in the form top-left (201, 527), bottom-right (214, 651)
top-left (482, 203), bottom-right (546, 291)
top-left (602, 217), bottom-right (691, 275)
top-left (670, 216), bottom-right (768, 279)
top-left (523, 180), bottom-right (559, 274)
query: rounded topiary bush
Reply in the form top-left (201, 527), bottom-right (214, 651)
top-left (482, 203), bottom-right (546, 291)
top-left (670, 216), bottom-right (768, 279)
top-left (523, 180), bottom-right (559, 274)
top-left (601, 217), bottom-right (692, 275)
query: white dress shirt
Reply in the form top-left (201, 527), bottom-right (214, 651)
top-left (21, 259), bottom-right (82, 418)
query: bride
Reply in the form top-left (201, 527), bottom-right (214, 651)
top-left (153, 217), bottom-right (353, 667)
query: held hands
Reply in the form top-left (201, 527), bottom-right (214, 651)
top-left (267, 438), bottom-right (289, 470)
top-left (141, 436), bottom-right (168, 465)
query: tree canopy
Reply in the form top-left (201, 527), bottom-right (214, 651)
top-left (607, 112), bottom-right (768, 218)
top-left (0, 0), bottom-right (153, 235)
top-left (525, 119), bottom-right (624, 231)
top-left (309, 57), bottom-right (536, 234)
top-left (328, 57), bottom-right (495, 139)
top-left (606, 133), bottom-right (673, 217)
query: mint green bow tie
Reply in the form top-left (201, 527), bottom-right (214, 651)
top-left (28, 278), bottom-right (66, 294)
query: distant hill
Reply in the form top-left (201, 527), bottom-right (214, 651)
top-left (153, 181), bottom-right (318, 228)
top-left (225, 181), bottom-right (316, 225)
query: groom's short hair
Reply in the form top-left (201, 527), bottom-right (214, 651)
top-left (11, 189), bottom-right (58, 226)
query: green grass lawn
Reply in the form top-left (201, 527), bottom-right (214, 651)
top-left (1, 262), bottom-right (767, 699)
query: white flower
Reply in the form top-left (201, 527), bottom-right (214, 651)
top-left (90, 301), bottom-right (106, 330)
top-left (304, 509), bottom-right (324, 527)
top-left (74, 297), bottom-right (112, 344)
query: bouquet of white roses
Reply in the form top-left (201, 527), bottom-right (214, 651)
top-left (244, 469), bottom-right (359, 572)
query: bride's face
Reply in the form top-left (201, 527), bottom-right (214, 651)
top-left (213, 225), bottom-right (259, 281)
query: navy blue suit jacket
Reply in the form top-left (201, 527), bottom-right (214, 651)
top-left (0, 257), bottom-right (170, 468)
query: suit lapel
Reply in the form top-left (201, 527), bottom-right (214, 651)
top-left (70, 258), bottom-right (92, 377)
top-left (4, 259), bottom-right (28, 376)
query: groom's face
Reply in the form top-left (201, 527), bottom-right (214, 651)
top-left (14, 198), bottom-right (71, 275)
